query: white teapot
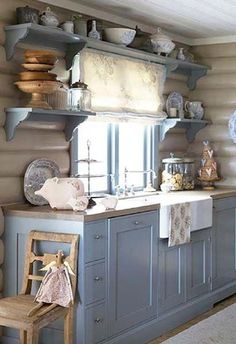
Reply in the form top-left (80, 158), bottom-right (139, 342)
top-left (185, 101), bottom-right (204, 119)
top-left (40, 7), bottom-right (59, 27)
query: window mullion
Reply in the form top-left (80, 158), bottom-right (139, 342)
top-left (110, 124), bottom-right (119, 195)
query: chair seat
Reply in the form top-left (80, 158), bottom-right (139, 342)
top-left (0, 294), bottom-right (67, 330)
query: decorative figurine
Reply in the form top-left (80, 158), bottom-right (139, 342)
top-left (198, 140), bottom-right (220, 189)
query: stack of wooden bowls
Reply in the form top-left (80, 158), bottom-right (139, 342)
top-left (15, 50), bottom-right (63, 109)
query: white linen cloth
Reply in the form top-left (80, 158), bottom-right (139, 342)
top-left (168, 202), bottom-right (191, 247)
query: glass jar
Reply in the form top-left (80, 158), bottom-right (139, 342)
top-left (182, 158), bottom-right (195, 190)
top-left (161, 154), bottom-right (184, 191)
top-left (68, 81), bottom-right (91, 111)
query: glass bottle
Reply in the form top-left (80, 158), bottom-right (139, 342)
top-left (69, 81), bottom-right (91, 111)
top-left (88, 20), bottom-right (101, 40)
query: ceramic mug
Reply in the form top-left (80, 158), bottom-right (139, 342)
top-left (61, 21), bottom-right (74, 33)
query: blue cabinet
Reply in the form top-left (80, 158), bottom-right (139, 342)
top-left (108, 211), bottom-right (158, 335)
top-left (212, 197), bottom-right (236, 289)
top-left (186, 229), bottom-right (211, 300)
top-left (159, 240), bottom-right (186, 313)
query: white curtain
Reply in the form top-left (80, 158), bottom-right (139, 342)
top-left (79, 49), bottom-right (166, 121)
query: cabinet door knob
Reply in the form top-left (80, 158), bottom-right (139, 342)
top-left (94, 234), bottom-right (102, 240)
top-left (94, 276), bottom-right (103, 282)
top-left (94, 317), bottom-right (103, 323)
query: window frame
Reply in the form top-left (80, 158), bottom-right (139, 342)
top-left (70, 123), bottom-right (159, 195)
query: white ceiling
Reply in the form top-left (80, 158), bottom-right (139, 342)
top-left (75, 0), bottom-right (236, 38)
top-left (39, 0), bottom-right (236, 44)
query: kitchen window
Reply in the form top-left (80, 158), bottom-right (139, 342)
top-left (71, 120), bottom-right (158, 195)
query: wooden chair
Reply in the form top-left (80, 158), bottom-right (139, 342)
top-left (0, 230), bottom-right (79, 344)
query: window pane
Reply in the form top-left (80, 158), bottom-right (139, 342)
top-left (77, 121), bottom-right (108, 194)
top-left (118, 123), bottom-right (145, 188)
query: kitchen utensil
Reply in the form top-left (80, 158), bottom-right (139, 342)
top-left (104, 28), bottom-right (136, 46)
top-left (15, 80), bottom-right (63, 109)
top-left (185, 101), bottom-right (204, 119)
top-left (22, 63), bottom-right (55, 71)
top-left (16, 5), bottom-right (39, 24)
top-left (68, 81), bottom-right (91, 111)
top-left (24, 158), bottom-right (60, 205)
top-left (166, 92), bottom-right (184, 118)
top-left (19, 72), bottom-right (57, 81)
top-left (150, 27), bottom-right (175, 55)
top-left (39, 7), bottom-right (59, 27)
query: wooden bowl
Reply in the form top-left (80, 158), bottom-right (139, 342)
top-left (24, 50), bottom-right (58, 57)
top-left (22, 63), bottom-right (54, 71)
top-left (19, 72), bottom-right (57, 81)
top-left (24, 56), bottom-right (57, 65)
top-left (15, 80), bottom-right (63, 109)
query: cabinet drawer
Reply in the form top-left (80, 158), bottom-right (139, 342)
top-left (85, 262), bottom-right (106, 305)
top-left (109, 211), bottom-right (157, 229)
top-left (84, 221), bottom-right (107, 263)
top-left (85, 303), bottom-right (107, 344)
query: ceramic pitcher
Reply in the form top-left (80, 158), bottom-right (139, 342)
top-left (185, 101), bottom-right (204, 119)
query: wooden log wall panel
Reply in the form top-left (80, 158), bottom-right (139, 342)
top-left (0, 177), bottom-right (24, 204)
top-left (201, 57), bottom-right (236, 75)
top-left (0, 151), bottom-right (70, 177)
top-left (0, 208), bottom-right (4, 237)
top-left (188, 43), bottom-right (236, 187)
top-left (0, 128), bottom-right (69, 151)
top-left (0, 0), bottom-right (73, 204)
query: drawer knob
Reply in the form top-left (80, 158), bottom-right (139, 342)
top-left (94, 276), bottom-right (103, 282)
top-left (94, 317), bottom-right (103, 324)
top-left (94, 234), bottom-right (102, 240)
top-left (134, 221), bottom-right (140, 225)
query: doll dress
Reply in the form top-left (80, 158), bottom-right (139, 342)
top-left (35, 265), bottom-right (73, 307)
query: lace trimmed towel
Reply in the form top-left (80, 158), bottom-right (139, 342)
top-left (168, 202), bottom-right (191, 247)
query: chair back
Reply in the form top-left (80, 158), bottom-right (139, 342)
top-left (20, 230), bottom-right (79, 299)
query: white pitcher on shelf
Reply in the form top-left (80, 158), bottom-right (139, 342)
top-left (185, 101), bottom-right (204, 119)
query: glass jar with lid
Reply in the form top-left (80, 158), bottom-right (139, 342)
top-left (182, 158), bottom-right (195, 190)
top-left (68, 80), bottom-right (91, 111)
top-left (161, 154), bottom-right (184, 191)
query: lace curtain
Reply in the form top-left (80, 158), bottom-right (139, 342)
top-left (78, 49), bottom-right (166, 121)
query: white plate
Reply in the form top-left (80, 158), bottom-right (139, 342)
top-left (24, 158), bottom-right (60, 205)
top-left (166, 91), bottom-right (184, 117)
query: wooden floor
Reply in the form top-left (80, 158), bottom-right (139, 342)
top-left (149, 293), bottom-right (236, 343)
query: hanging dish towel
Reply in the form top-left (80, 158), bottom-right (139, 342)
top-left (168, 202), bottom-right (191, 247)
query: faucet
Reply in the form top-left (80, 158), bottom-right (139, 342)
top-left (122, 167), bottom-right (157, 196)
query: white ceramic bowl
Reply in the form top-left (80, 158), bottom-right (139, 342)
top-left (104, 28), bottom-right (136, 46)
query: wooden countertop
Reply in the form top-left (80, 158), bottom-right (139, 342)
top-left (3, 188), bottom-right (236, 222)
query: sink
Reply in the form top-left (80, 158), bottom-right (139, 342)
top-left (159, 196), bottom-right (213, 238)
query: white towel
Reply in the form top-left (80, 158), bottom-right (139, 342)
top-left (168, 202), bottom-right (191, 247)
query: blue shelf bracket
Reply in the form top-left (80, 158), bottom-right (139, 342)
top-left (4, 26), bottom-right (29, 60)
top-left (160, 119), bottom-right (179, 141)
top-left (187, 68), bottom-right (207, 90)
top-left (4, 108), bottom-right (95, 142)
top-left (160, 118), bottom-right (208, 143)
top-left (4, 108), bottom-right (30, 141)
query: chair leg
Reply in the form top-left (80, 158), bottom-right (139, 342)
top-left (20, 330), bottom-right (27, 344)
top-left (26, 328), bottom-right (39, 344)
top-left (64, 308), bottom-right (73, 344)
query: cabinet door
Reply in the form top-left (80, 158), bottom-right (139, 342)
top-left (187, 229), bottom-right (211, 300)
top-left (108, 211), bottom-right (158, 335)
top-left (213, 198), bottom-right (236, 289)
top-left (158, 240), bottom-right (186, 314)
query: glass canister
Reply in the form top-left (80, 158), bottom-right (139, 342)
top-left (161, 154), bottom-right (184, 191)
top-left (182, 158), bottom-right (195, 190)
top-left (68, 81), bottom-right (91, 111)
